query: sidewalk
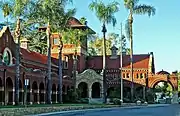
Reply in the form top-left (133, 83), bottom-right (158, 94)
top-left (33, 104), bottom-right (170, 116)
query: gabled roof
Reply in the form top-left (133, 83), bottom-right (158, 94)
top-left (0, 26), bottom-right (59, 69)
top-left (87, 54), bottom-right (150, 69)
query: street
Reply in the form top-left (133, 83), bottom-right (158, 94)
top-left (41, 104), bottom-right (180, 116)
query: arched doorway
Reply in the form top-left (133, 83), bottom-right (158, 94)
top-left (52, 84), bottom-right (56, 103)
top-left (0, 77), bottom-right (3, 103)
top-left (39, 82), bottom-right (45, 103)
top-left (91, 82), bottom-right (101, 98)
top-left (153, 81), bottom-right (173, 99)
top-left (32, 81), bottom-right (38, 103)
top-left (19, 79), bottom-right (23, 103)
top-left (78, 82), bottom-right (88, 98)
top-left (6, 77), bottom-right (13, 104)
top-left (27, 82), bottom-right (30, 103)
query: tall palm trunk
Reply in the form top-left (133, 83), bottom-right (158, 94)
top-left (73, 49), bottom-right (77, 91)
top-left (129, 11), bottom-right (134, 102)
top-left (102, 23), bottom-right (107, 103)
top-left (58, 37), bottom-right (63, 103)
top-left (46, 22), bottom-right (52, 104)
top-left (15, 17), bottom-right (21, 105)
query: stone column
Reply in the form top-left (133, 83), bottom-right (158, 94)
top-left (55, 91), bottom-right (58, 103)
top-left (43, 90), bottom-right (46, 104)
top-left (30, 89), bottom-right (33, 105)
top-left (37, 89), bottom-right (40, 104)
top-left (12, 88), bottom-right (15, 105)
top-left (1, 87), bottom-right (4, 105)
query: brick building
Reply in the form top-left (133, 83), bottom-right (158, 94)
top-left (0, 17), bottom-right (177, 105)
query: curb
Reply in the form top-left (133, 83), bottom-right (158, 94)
top-left (31, 104), bottom-right (170, 116)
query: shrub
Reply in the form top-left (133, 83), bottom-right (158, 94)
top-left (112, 98), bottom-right (121, 105)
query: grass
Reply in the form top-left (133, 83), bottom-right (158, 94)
top-left (0, 103), bottom-right (92, 109)
top-left (0, 103), bottom-right (119, 116)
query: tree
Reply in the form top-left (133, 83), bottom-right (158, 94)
top-left (124, 0), bottom-right (156, 101)
top-left (0, 0), bottom-right (31, 105)
top-left (62, 28), bottom-right (90, 91)
top-left (26, 0), bottom-right (76, 104)
top-left (89, 0), bottom-right (119, 103)
top-left (88, 33), bottom-right (129, 56)
top-left (0, 1), bottom-right (12, 26)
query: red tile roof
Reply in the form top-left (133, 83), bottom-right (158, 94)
top-left (87, 54), bottom-right (150, 69)
top-left (20, 48), bottom-right (58, 67)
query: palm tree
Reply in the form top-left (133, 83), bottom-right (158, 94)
top-left (124, 0), bottom-right (156, 102)
top-left (0, 2), bottom-right (12, 26)
top-left (26, 0), bottom-right (75, 104)
top-left (89, 0), bottom-right (119, 103)
top-left (0, 0), bottom-right (30, 105)
top-left (62, 28), bottom-right (90, 91)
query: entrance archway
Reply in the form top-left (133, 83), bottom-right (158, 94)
top-left (32, 81), bottom-right (38, 103)
top-left (91, 82), bottom-right (101, 98)
top-left (39, 82), bottom-right (45, 103)
top-left (6, 77), bottom-right (13, 104)
top-left (52, 84), bottom-right (56, 103)
top-left (78, 82), bottom-right (88, 98)
top-left (153, 81), bottom-right (173, 99)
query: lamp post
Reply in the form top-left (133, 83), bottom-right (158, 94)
top-left (120, 23), bottom-right (125, 103)
top-left (102, 23), bottom-right (107, 103)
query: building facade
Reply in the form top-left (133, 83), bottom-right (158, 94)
top-left (0, 17), bottom-right (178, 105)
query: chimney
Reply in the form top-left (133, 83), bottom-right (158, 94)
top-left (21, 38), bottom-right (29, 49)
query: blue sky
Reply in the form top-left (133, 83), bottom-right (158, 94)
top-left (0, 0), bottom-right (179, 73)
top-left (66, 0), bottom-right (180, 73)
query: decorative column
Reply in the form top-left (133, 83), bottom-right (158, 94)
top-left (55, 91), bottom-right (58, 103)
top-left (12, 88), bottom-right (15, 105)
top-left (43, 90), bottom-right (46, 104)
top-left (37, 89), bottom-right (40, 104)
top-left (30, 89), bottom-right (33, 105)
top-left (88, 86), bottom-right (92, 103)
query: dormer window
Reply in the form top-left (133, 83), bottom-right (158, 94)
top-left (110, 45), bottom-right (118, 59)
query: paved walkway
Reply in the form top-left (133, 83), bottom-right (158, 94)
top-left (33, 104), bottom-right (170, 116)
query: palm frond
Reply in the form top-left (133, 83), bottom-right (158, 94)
top-left (133, 4), bottom-right (156, 17)
top-left (89, 0), bottom-right (119, 26)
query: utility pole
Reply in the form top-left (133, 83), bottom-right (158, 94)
top-left (120, 23), bottom-right (124, 103)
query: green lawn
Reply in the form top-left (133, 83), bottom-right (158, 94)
top-left (0, 104), bottom-right (119, 116)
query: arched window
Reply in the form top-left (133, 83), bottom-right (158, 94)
top-left (136, 73), bottom-right (139, 78)
top-left (140, 73), bottom-right (143, 78)
top-left (2, 47), bottom-right (12, 65)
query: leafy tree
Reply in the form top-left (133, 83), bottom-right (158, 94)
top-left (25, 0), bottom-right (76, 104)
top-left (89, 0), bottom-right (119, 103)
top-left (88, 33), bottom-right (129, 55)
top-left (0, 0), bottom-right (31, 105)
top-left (124, 0), bottom-right (156, 101)
top-left (62, 28), bottom-right (91, 90)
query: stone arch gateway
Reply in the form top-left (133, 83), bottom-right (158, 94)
top-left (76, 69), bottom-right (103, 103)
